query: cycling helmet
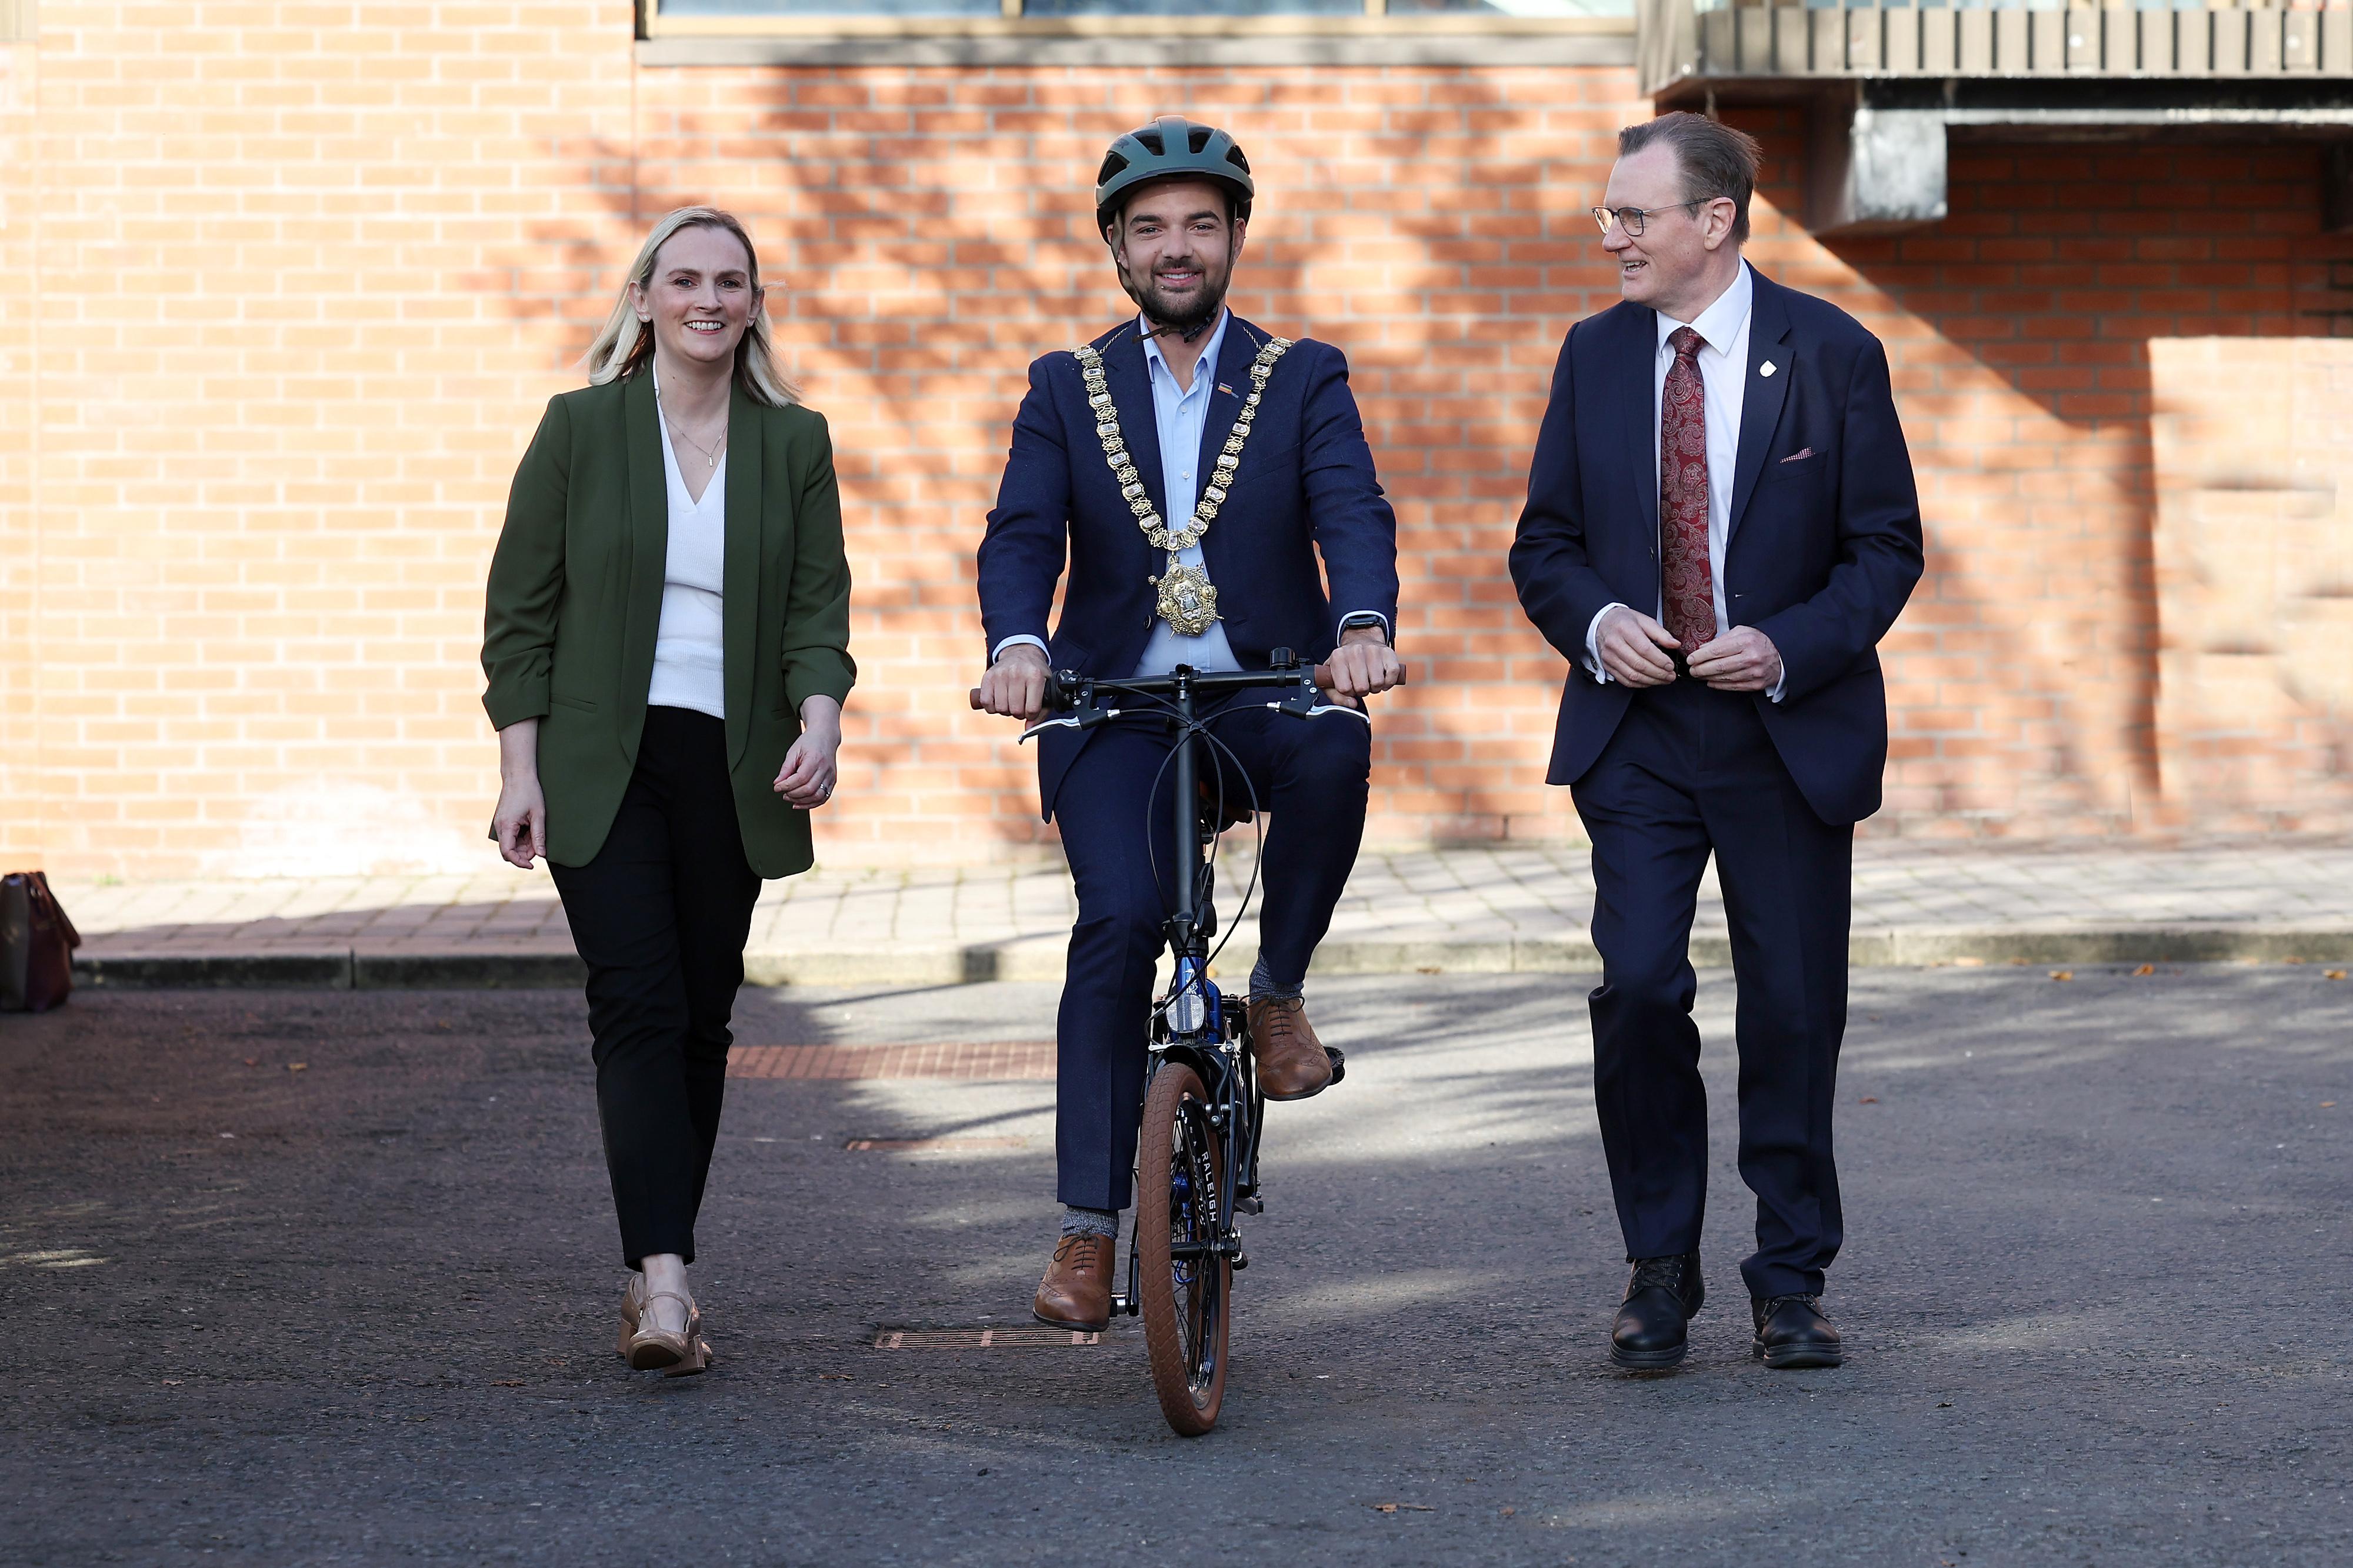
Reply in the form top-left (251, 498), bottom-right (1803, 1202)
top-left (1094, 116), bottom-right (1255, 237)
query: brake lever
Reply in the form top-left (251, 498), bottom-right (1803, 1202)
top-left (1018, 708), bottom-right (1119, 743)
top-left (1271, 658), bottom-right (1404, 719)
top-left (1275, 669), bottom-right (1322, 719)
top-left (1292, 702), bottom-right (1372, 725)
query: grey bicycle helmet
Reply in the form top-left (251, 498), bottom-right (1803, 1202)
top-left (1094, 116), bottom-right (1255, 236)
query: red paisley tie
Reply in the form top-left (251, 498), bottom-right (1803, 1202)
top-left (1659, 325), bottom-right (1716, 652)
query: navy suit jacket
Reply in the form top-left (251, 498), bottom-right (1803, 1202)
top-left (1509, 267), bottom-right (1924, 826)
top-left (979, 315), bottom-right (1399, 819)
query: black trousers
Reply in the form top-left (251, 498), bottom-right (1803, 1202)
top-left (1049, 700), bottom-right (1371, 1211)
top-left (550, 706), bottom-right (762, 1269)
top-left (1571, 679), bottom-right (1853, 1300)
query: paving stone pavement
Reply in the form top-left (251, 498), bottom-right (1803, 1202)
top-left (48, 836), bottom-right (2353, 989)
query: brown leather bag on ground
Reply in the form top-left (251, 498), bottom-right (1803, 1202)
top-left (1, 870), bottom-right (81, 1013)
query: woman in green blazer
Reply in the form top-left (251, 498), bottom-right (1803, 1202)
top-left (483, 208), bottom-right (855, 1376)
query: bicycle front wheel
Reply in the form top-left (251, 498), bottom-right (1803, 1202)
top-left (1136, 1060), bottom-right (1231, 1436)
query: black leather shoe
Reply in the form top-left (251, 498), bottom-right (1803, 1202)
top-left (1609, 1252), bottom-right (1703, 1369)
top-left (1751, 1294), bottom-right (1843, 1369)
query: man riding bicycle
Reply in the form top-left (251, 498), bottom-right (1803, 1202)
top-left (976, 116), bottom-right (1403, 1332)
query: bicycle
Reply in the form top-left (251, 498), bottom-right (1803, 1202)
top-left (970, 649), bottom-right (1397, 1434)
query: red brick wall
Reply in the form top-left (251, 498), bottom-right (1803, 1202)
top-left (632, 63), bottom-right (1646, 858)
top-left (6, 8), bottom-right (2350, 879)
top-left (1728, 114), bottom-right (2353, 836)
top-left (2, 4), bottom-right (641, 878)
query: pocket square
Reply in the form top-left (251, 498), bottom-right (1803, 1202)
top-left (1779, 448), bottom-right (1817, 463)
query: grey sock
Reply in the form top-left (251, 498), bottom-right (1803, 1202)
top-left (1061, 1205), bottom-right (1119, 1240)
top-left (1249, 953), bottom-right (1304, 1000)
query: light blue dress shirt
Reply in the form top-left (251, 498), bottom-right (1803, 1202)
top-left (1131, 311), bottom-right (1245, 678)
top-left (991, 309), bottom-right (1390, 674)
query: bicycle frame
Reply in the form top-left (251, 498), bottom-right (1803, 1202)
top-left (1016, 650), bottom-right (1367, 1312)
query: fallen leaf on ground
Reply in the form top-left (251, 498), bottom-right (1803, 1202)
top-left (1951, 957), bottom-right (1986, 967)
top-left (820, 1373), bottom-right (854, 1381)
top-left (1859, 1096), bottom-right (1879, 1104)
top-left (287, 1062), bottom-right (308, 1072)
top-left (489, 1379), bottom-right (524, 1387)
top-left (242, 1057), bottom-right (258, 1066)
top-left (1500, 1507), bottom-right (1516, 1517)
top-left (2322, 1103), bottom-right (2336, 1109)
top-left (2049, 970), bottom-right (2074, 981)
top-left (2325, 970), bottom-right (2347, 981)
top-left (2132, 964), bottom-right (2155, 976)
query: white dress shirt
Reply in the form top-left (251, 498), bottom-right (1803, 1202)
top-left (1584, 261), bottom-right (1783, 703)
top-left (991, 309), bottom-right (1389, 673)
top-left (646, 378), bottom-right (728, 722)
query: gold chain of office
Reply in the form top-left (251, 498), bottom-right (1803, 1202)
top-left (1074, 333), bottom-right (1292, 640)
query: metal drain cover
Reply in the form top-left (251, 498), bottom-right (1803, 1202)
top-left (842, 1136), bottom-right (1028, 1152)
top-left (872, 1327), bottom-right (1102, 1349)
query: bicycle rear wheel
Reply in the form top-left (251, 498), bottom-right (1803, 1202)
top-left (1136, 1060), bottom-right (1231, 1436)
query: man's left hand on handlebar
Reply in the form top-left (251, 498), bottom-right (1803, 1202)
top-left (1322, 624), bottom-right (1401, 706)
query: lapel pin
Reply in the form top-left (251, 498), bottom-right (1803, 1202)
top-left (1216, 383), bottom-right (1235, 396)
top-left (1759, 361), bottom-right (1777, 378)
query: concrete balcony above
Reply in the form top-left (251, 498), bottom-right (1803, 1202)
top-left (1640, 0), bottom-right (2353, 95)
top-left (1636, 0), bottom-right (2353, 232)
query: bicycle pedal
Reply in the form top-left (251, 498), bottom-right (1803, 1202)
top-left (1236, 1195), bottom-right (1263, 1215)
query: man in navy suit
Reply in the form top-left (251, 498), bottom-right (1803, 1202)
top-left (1511, 114), bottom-right (1924, 1371)
top-left (976, 117), bottom-right (1402, 1330)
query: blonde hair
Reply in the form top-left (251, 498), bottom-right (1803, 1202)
top-left (582, 206), bottom-right (798, 407)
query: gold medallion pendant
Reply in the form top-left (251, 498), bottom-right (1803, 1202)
top-left (1153, 562), bottom-right (1220, 639)
top-left (1073, 329), bottom-right (1291, 640)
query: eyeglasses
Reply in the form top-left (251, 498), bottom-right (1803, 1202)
top-left (1590, 198), bottom-right (1724, 238)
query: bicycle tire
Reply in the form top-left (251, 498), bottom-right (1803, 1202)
top-left (1136, 1061), bottom-right (1231, 1436)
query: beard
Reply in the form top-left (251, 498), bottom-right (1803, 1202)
top-left (1122, 255), bottom-right (1231, 339)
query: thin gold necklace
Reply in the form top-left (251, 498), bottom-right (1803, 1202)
top-left (672, 420), bottom-right (726, 470)
top-left (656, 379), bottom-right (728, 469)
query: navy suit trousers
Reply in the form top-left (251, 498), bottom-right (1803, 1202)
top-left (1051, 700), bottom-right (1370, 1211)
top-left (1572, 679), bottom-right (1852, 1299)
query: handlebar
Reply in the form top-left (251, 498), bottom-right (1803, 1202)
top-left (968, 660), bottom-right (1405, 712)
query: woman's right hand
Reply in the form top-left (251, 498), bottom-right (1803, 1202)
top-left (494, 717), bottom-right (547, 868)
top-left (495, 775), bottom-right (547, 868)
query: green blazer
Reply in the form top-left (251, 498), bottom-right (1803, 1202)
top-left (481, 375), bottom-right (856, 878)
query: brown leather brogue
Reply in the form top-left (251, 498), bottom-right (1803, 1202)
top-left (1246, 995), bottom-right (1335, 1101)
top-left (1032, 1233), bottom-right (1114, 1331)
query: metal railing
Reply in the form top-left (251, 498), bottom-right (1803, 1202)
top-left (1639, 0), bottom-right (2353, 94)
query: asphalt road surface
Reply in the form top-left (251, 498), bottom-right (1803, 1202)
top-left (2, 966), bottom-right (2347, 1566)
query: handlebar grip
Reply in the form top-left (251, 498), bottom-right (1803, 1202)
top-left (1307, 664), bottom-right (1408, 689)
